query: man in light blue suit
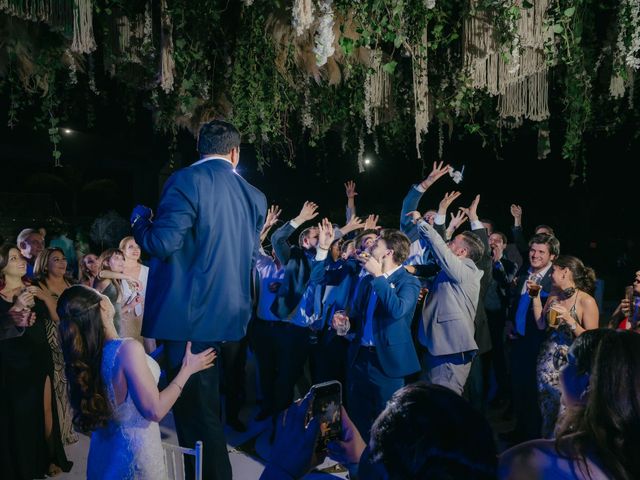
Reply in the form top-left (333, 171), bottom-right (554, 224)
top-left (131, 120), bottom-right (266, 480)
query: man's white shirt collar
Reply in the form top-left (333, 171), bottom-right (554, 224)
top-left (191, 155), bottom-right (233, 167)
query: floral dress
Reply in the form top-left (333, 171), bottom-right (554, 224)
top-left (536, 298), bottom-right (580, 438)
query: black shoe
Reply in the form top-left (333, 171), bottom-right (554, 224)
top-left (227, 417), bottom-right (247, 433)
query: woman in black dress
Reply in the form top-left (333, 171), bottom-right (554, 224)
top-left (0, 244), bottom-right (71, 478)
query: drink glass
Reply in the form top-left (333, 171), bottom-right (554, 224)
top-left (527, 275), bottom-right (542, 298)
top-left (332, 310), bottom-right (350, 336)
top-left (547, 301), bottom-right (560, 328)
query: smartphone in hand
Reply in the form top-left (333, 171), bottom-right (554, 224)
top-left (307, 380), bottom-right (342, 454)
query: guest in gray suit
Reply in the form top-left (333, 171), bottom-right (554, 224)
top-left (408, 191), bottom-right (484, 394)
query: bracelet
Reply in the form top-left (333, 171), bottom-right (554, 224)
top-left (171, 381), bottom-right (184, 393)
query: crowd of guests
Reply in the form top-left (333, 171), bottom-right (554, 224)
top-left (1, 160), bottom-right (640, 479)
top-left (0, 228), bottom-right (154, 479)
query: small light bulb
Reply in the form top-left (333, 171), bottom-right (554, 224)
top-left (63, 129), bottom-right (72, 134)
top-left (364, 158), bottom-right (371, 165)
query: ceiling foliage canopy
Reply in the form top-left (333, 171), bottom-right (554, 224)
top-left (0, 0), bottom-right (638, 180)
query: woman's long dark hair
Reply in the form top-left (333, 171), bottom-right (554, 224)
top-left (553, 255), bottom-right (596, 296)
top-left (561, 331), bottom-right (640, 479)
top-left (57, 285), bottom-right (112, 433)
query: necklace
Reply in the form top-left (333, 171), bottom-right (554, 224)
top-left (560, 287), bottom-right (577, 300)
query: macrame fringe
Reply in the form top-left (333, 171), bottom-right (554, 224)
top-left (411, 29), bottom-right (431, 158)
top-left (71, 0), bottom-right (96, 54)
top-left (292, 0), bottom-right (314, 36)
top-left (364, 50), bottom-right (391, 132)
top-left (465, 0), bottom-right (550, 121)
top-left (0, 0), bottom-right (74, 33)
top-left (160, 0), bottom-right (175, 93)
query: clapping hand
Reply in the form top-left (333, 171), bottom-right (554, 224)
top-left (317, 218), bottom-right (335, 250)
top-left (344, 181), bottom-right (358, 199)
top-left (420, 161), bottom-right (452, 190)
top-left (294, 201), bottom-right (319, 225)
top-left (510, 204), bottom-right (523, 227)
top-left (438, 191), bottom-right (462, 215)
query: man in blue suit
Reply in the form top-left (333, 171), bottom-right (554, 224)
top-left (131, 120), bottom-right (266, 480)
top-left (323, 227), bottom-right (420, 443)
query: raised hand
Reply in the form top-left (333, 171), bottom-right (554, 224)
top-left (438, 191), bottom-right (461, 215)
top-left (294, 201), bottom-right (320, 225)
top-left (340, 216), bottom-right (364, 234)
top-left (420, 161), bottom-right (452, 190)
top-left (264, 205), bottom-right (282, 230)
top-left (448, 210), bottom-right (468, 232)
top-left (510, 204), bottom-right (523, 227)
top-left (363, 214), bottom-right (380, 230)
top-left (344, 181), bottom-right (358, 199)
top-left (317, 218), bottom-right (336, 250)
top-left (459, 194), bottom-right (480, 222)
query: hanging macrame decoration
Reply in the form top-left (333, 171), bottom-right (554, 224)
top-left (160, 0), bottom-right (175, 93)
top-left (70, 0), bottom-right (96, 54)
top-left (465, 0), bottom-right (551, 122)
top-left (292, 0), bottom-right (314, 36)
top-left (0, 0), bottom-right (74, 34)
top-left (364, 50), bottom-right (391, 133)
top-left (410, 28), bottom-right (431, 158)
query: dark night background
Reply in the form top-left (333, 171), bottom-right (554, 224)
top-left (1, 88), bottom-right (639, 300)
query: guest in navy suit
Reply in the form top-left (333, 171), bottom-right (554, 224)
top-left (323, 227), bottom-right (420, 443)
top-left (131, 120), bottom-right (267, 480)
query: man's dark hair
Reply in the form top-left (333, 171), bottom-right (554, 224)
top-left (197, 120), bottom-right (241, 156)
top-left (369, 382), bottom-right (497, 480)
top-left (535, 224), bottom-right (555, 236)
top-left (354, 229), bottom-right (378, 250)
top-left (459, 231), bottom-right (484, 263)
top-left (491, 231), bottom-right (508, 245)
top-left (529, 233), bottom-right (561, 256)
top-left (380, 229), bottom-right (411, 265)
top-left (479, 218), bottom-right (495, 233)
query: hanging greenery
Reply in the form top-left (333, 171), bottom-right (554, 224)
top-left (0, 0), bottom-right (638, 182)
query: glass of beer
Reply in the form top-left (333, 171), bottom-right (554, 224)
top-left (527, 275), bottom-right (542, 298)
top-left (547, 301), bottom-right (560, 328)
top-left (332, 310), bottom-right (350, 336)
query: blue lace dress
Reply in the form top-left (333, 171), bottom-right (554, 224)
top-left (87, 338), bottom-right (167, 480)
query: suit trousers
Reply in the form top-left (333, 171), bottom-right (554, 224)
top-left (309, 328), bottom-right (349, 403)
top-left (421, 349), bottom-right (473, 395)
top-left (164, 340), bottom-right (231, 480)
top-left (347, 347), bottom-right (404, 444)
top-left (220, 338), bottom-right (248, 421)
top-left (486, 308), bottom-right (510, 400)
top-left (508, 329), bottom-right (545, 442)
top-left (251, 318), bottom-right (310, 416)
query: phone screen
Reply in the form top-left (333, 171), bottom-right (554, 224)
top-left (309, 381), bottom-right (342, 453)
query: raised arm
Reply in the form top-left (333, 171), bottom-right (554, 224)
top-left (510, 204), bottom-right (528, 256)
top-left (271, 201), bottom-right (319, 264)
top-left (345, 181), bottom-right (357, 222)
top-left (400, 161), bottom-right (451, 240)
top-left (122, 340), bottom-right (216, 422)
top-left (260, 205), bottom-right (282, 244)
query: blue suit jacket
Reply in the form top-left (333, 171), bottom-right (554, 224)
top-left (348, 267), bottom-right (421, 378)
top-left (133, 159), bottom-right (266, 342)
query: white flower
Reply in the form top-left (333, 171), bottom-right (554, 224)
top-left (293, 0), bottom-right (314, 37)
top-left (313, 0), bottom-right (335, 67)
